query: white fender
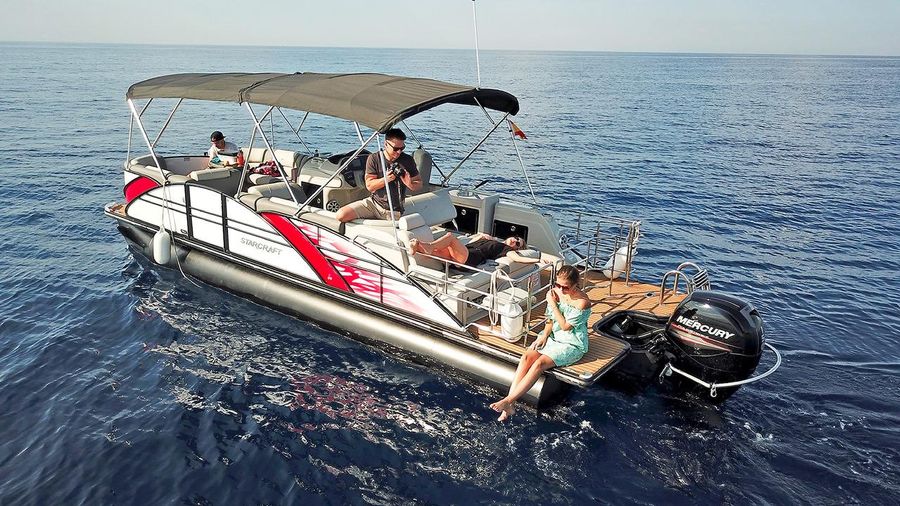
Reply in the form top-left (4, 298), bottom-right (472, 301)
top-left (152, 228), bottom-right (172, 265)
top-left (603, 245), bottom-right (634, 280)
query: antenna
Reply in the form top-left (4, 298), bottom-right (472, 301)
top-left (472, 0), bottom-right (481, 87)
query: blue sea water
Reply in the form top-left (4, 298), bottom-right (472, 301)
top-left (0, 43), bottom-right (898, 504)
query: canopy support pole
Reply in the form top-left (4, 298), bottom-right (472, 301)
top-left (138, 99), bottom-right (152, 118)
top-left (475, 98), bottom-right (538, 205)
top-left (441, 112), bottom-right (509, 185)
top-left (507, 121), bottom-right (538, 205)
top-left (151, 98), bottom-right (182, 149)
top-left (297, 111), bottom-right (309, 131)
top-left (277, 108), bottom-right (312, 154)
top-left (245, 104), bottom-right (297, 203)
top-left (295, 131), bottom-right (379, 215)
top-left (375, 137), bottom-right (407, 269)
top-left (235, 122), bottom-right (259, 199)
top-left (126, 99), bottom-right (152, 165)
top-left (127, 99), bottom-right (166, 181)
top-left (401, 119), bottom-right (447, 181)
top-left (353, 122), bottom-right (366, 145)
top-left (127, 114), bottom-right (133, 164)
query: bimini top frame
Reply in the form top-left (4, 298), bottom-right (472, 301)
top-left (125, 71), bottom-right (539, 241)
top-left (127, 72), bottom-right (519, 133)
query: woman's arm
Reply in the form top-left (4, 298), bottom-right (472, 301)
top-left (546, 289), bottom-right (573, 331)
top-left (529, 321), bottom-right (553, 350)
top-left (505, 250), bottom-right (541, 264)
top-left (560, 298), bottom-right (591, 331)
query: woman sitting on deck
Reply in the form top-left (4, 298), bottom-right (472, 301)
top-left (490, 265), bottom-right (591, 421)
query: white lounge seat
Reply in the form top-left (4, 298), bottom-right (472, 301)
top-left (403, 189), bottom-right (457, 227)
top-left (248, 181), bottom-right (306, 201)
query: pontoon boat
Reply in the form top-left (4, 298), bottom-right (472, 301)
top-left (105, 72), bottom-right (780, 405)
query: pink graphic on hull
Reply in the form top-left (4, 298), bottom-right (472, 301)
top-left (261, 213), bottom-right (349, 292)
top-left (284, 214), bottom-right (460, 327)
top-left (297, 218), bottom-right (433, 315)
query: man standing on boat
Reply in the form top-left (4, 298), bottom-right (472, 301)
top-left (336, 128), bottom-right (422, 222)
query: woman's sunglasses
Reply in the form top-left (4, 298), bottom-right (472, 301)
top-left (554, 282), bottom-right (572, 291)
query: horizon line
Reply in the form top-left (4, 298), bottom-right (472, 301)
top-left (1, 40), bottom-right (897, 59)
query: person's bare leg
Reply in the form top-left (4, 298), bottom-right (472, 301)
top-left (491, 350), bottom-right (539, 412)
top-left (411, 233), bottom-right (469, 264)
top-left (491, 350), bottom-right (541, 411)
top-left (429, 233), bottom-right (458, 249)
top-left (335, 205), bottom-right (358, 223)
top-left (493, 355), bottom-right (556, 421)
top-left (408, 238), bottom-right (427, 256)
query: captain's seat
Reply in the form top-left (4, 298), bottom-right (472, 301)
top-left (411, 147), bottom-right (433, 195)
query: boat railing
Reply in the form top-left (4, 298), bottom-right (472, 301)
top-left (339, 233), bottom-right (542, 325)
top-left (658, 261), bottom-right (710, 305)
top-left (559, 216), bottom-right (641, 290)
top-left (403, 247), bottom-right (557, 331)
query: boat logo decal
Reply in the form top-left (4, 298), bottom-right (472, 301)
top-left (674, 315), bottom-right (734, 340)
top-left (240, 236), bottom-right (283, 255)
top-left (261, 213), bottom-right (350, 292)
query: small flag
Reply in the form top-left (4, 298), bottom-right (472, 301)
top-left (509, 120), bottom-right (527, 139)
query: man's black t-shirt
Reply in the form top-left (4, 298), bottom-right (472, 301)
top-left (365, 151), bottom-right (418, 213)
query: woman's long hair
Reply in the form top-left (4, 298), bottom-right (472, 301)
top-left (557, 264), bottom-right (580, 286)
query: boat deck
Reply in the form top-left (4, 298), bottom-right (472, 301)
top-left (472, 271), bottom-right (686, 383)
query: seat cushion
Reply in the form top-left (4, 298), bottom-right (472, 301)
top-left (356, 213), bottom-right (426, 231)
top-left (240, 147), bottom-right (270, 164)
top-left (189, 167), bottom-right (234, 181)
top-left (249, 173), bottom-right (280, 185)
top-left (248, 182), bottom-right (306, 201)
top-left (403, 189), bottom-right (457, 226)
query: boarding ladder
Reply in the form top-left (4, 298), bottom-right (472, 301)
top-left (658, 261), bottom-right (710, 305)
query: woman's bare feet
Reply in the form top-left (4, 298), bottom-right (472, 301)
top-left (490, 398), bottom-right (516, 421)
top-left (409, 238), bottom-right (434, 256)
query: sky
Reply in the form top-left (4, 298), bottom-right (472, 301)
top-left (5, 0), bottom-right (899, 56)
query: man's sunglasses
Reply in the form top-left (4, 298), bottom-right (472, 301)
top-left (385, 142), bottom-right (405, 152)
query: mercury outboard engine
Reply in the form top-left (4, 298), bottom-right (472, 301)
top-left (663, 291), bottom-right (764, 401)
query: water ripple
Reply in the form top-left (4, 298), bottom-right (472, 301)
top-left (0, 44), bottom-right (898, 504)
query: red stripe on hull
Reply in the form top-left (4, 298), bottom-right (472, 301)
top-left (124, 176), bottom-right (160, 203)
top-left (261, 213), bottom-right (350, 292)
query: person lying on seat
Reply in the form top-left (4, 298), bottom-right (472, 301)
top-left (408, 232), bottom-right (548, 268)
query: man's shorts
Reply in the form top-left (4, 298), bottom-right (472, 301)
top-left (346, 197), bottom-right (401, 221)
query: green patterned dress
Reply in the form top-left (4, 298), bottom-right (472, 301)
top-left (540, 300), bottom-right (590, 367)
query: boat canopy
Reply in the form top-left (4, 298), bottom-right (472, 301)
top-left (127, 72), bottom-right (520, 132)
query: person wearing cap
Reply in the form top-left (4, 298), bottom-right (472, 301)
top-left (208, 131), bottom-right (239, 166)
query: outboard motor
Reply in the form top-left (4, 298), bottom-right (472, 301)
top-left (663, 291), bottom-right (764, 401)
